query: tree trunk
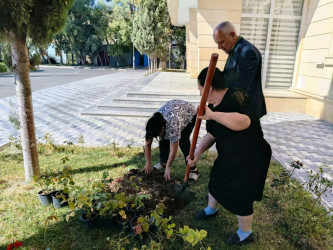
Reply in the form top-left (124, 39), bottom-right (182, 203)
top-left (148, 55), bottom-right (151, 74)
top-left (97, 53), bottom-right (102, 66)
top-left (81, 55), bottom-right (85, 65)
top-left (59, 52), bottom-right (63, 65)
top-left (10, 32), bottom-right (40, 181)
top-left (154, 56), bottom-right (157, 72)
top-left (160, 59), bottom-right (166, 70)
top-left (42, 48), bottom-right (51, 64)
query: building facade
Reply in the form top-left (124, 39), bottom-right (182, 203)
top-left (167, 0), bottom-right (333, 123)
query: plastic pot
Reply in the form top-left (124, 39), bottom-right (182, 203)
top-left (38, 190), bottom-right (53, 205)
top-left (126, 205), bottom-right (145, 216)
top-left (100, 215), bottom-right (117, 229)
top-left (52, 190), bottom-right (68, 208)
top-left (80, 212), bottom-right (99, 229)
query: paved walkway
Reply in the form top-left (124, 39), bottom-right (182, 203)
top-left (0, 69), bottom-right (332, 211)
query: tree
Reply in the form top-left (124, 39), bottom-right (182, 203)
top-left (132, 0), bottom-right (171, 73)
top-left (58, 0), bottom-right (108, 66)
top-left (0, 0), bottom-right (74, 181)
top-left (106, 0), bottom-right (133, 67)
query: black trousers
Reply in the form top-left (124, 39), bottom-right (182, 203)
top-left (159, 115), bottom-right (196, 165)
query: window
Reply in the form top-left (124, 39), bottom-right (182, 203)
top-left (241, 0), bottom-right (304, 88)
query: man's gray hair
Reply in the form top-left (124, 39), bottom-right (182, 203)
top-left (215, 21), bottom-right (237, 35)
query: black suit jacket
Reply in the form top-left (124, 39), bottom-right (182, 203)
top-left (224, 37), bottom-right (267, 119)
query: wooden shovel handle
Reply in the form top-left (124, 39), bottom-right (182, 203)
top-left (185, 53), bottom-right (219, 182)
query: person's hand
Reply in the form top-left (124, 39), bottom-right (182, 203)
top-left (164, 166), bottom-right (171, 181)
top-left (142, 163), bottom-right (152, 175)
top-left (186, 155), bottom-right (199, 167)
top-left (198, 105), bottom-right (213, 120)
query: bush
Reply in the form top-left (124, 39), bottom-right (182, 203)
top-left (29, 54), bottom-right (41, 71)
top-left (0, 62), bottom-right (7, 72)
top-left (2, 43), bottom-right (12, 71)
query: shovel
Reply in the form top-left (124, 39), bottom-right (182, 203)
top-left (168, 53), bottom-right (219, 203)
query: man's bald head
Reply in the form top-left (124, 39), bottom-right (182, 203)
top-left (213, 21), bottom-right (239, 54)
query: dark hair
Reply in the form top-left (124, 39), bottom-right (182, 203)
top-left (145, 112), bottom-right (165, 140)
top-left (198, 67), bottom-right (238, 90)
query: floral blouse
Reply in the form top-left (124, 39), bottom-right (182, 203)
top-left (158, 99), bottom-right (197, 143)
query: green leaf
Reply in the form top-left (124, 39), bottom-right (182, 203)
top-left (186, 234), bottom-right (194, 243)
top-left (199, 230), bottom-right (207, 238)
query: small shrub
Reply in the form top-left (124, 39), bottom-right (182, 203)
top-left (8, 98), bottom-right (20, 130)
top-left (0, 62), bottom-right (7, 72)
top-left (29, 54), bottom-right (41, 70)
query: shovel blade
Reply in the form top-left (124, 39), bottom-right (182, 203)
top-left (168, 181), bottom-right (195, 203)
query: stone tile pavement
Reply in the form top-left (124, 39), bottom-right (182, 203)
top-left (0, 69), bottom-right (332, 211)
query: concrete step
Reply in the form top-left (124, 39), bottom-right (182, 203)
top-left (98, 103), bottom-right (162, 112)
top-left (126, 91), bottom-right (200, 100)
top-left (81, 106), bottom-right (155, 117)
top-left (108, 97), bottom-right (200, 106)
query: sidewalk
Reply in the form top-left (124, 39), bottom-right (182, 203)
top-left (0, 69), bottom-right (332, 211)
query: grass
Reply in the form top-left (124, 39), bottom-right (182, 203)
top-left (0, 143), bottom-right (332, 250)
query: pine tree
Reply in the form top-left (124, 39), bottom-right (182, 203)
top-left (0, 0), bottom-right (74, 181)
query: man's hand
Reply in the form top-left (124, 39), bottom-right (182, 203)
top-left (164, 166), bottom-right (171, 181)
top-left (142, 163), bottom-right (153, 175)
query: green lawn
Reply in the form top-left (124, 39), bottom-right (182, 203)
top-left (0, 143), bottom-right (332, 250)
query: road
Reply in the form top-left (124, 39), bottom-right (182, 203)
top-left (0, 65), bottom-right (120, 98)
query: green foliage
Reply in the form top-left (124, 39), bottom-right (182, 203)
top-left (132, 0), bottom-right (171, 58)
top-left (305, 165), bottom-right (333, 208)
top-left (0, 0), bottom-right (74, 46)
top-left (127, 193), bottom-right (152, 209)
top-left (0, 43), bottom-right (12, 71)
top-left (8, 98), bottom-right (20, 130)
top-left (269, 161), bottom-right (333, 248)
top-left (106, 0), bottom-right (133, 66)
top-left (33, 173), bottom-right (56, 194)
top-left (0, 62), bottom-right (6, 72)
top-left (29, 53), bottom-right (41, 70)
top-left (57, 0), bottom-right (107, 65)
top-left (179, 226), bottom-right (208, 247)
top-left (8, 135), bottom-right (21, 150)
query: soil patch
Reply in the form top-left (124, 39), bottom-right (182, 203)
top-left (118, 169), bottom-right (188, 217)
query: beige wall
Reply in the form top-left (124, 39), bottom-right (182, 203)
top-left (197, 0), bottom-right (242, 74)
top-left (189, 8), bottom-right (198, 78)
top-left (186, 0), bottom-right (243, 78)
top-left (292, 0), bottom-right (333, 123)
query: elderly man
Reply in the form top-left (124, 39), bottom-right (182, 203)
top-left (213, 21), bottom-right (266, 119)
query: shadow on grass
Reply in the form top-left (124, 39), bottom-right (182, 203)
top-left (0, 213), bottom-right (134, 250)
top-left (0, 151), bottom-right (23, 163)
top-left (67, 153), bottom-right (147, 176)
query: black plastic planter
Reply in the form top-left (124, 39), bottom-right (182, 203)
top-left (126, 205), bottom-right (145, 216)
top-left (38, 190), bottom-right (53, 206)
top-left (52, 191), bottom-right (68, 208)
top-left (115, 214), bottom-right (132, 233)
top-left (100, 215), bottom-right (117, 229)
top-left (80, 212), bottom-right (99, 229)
